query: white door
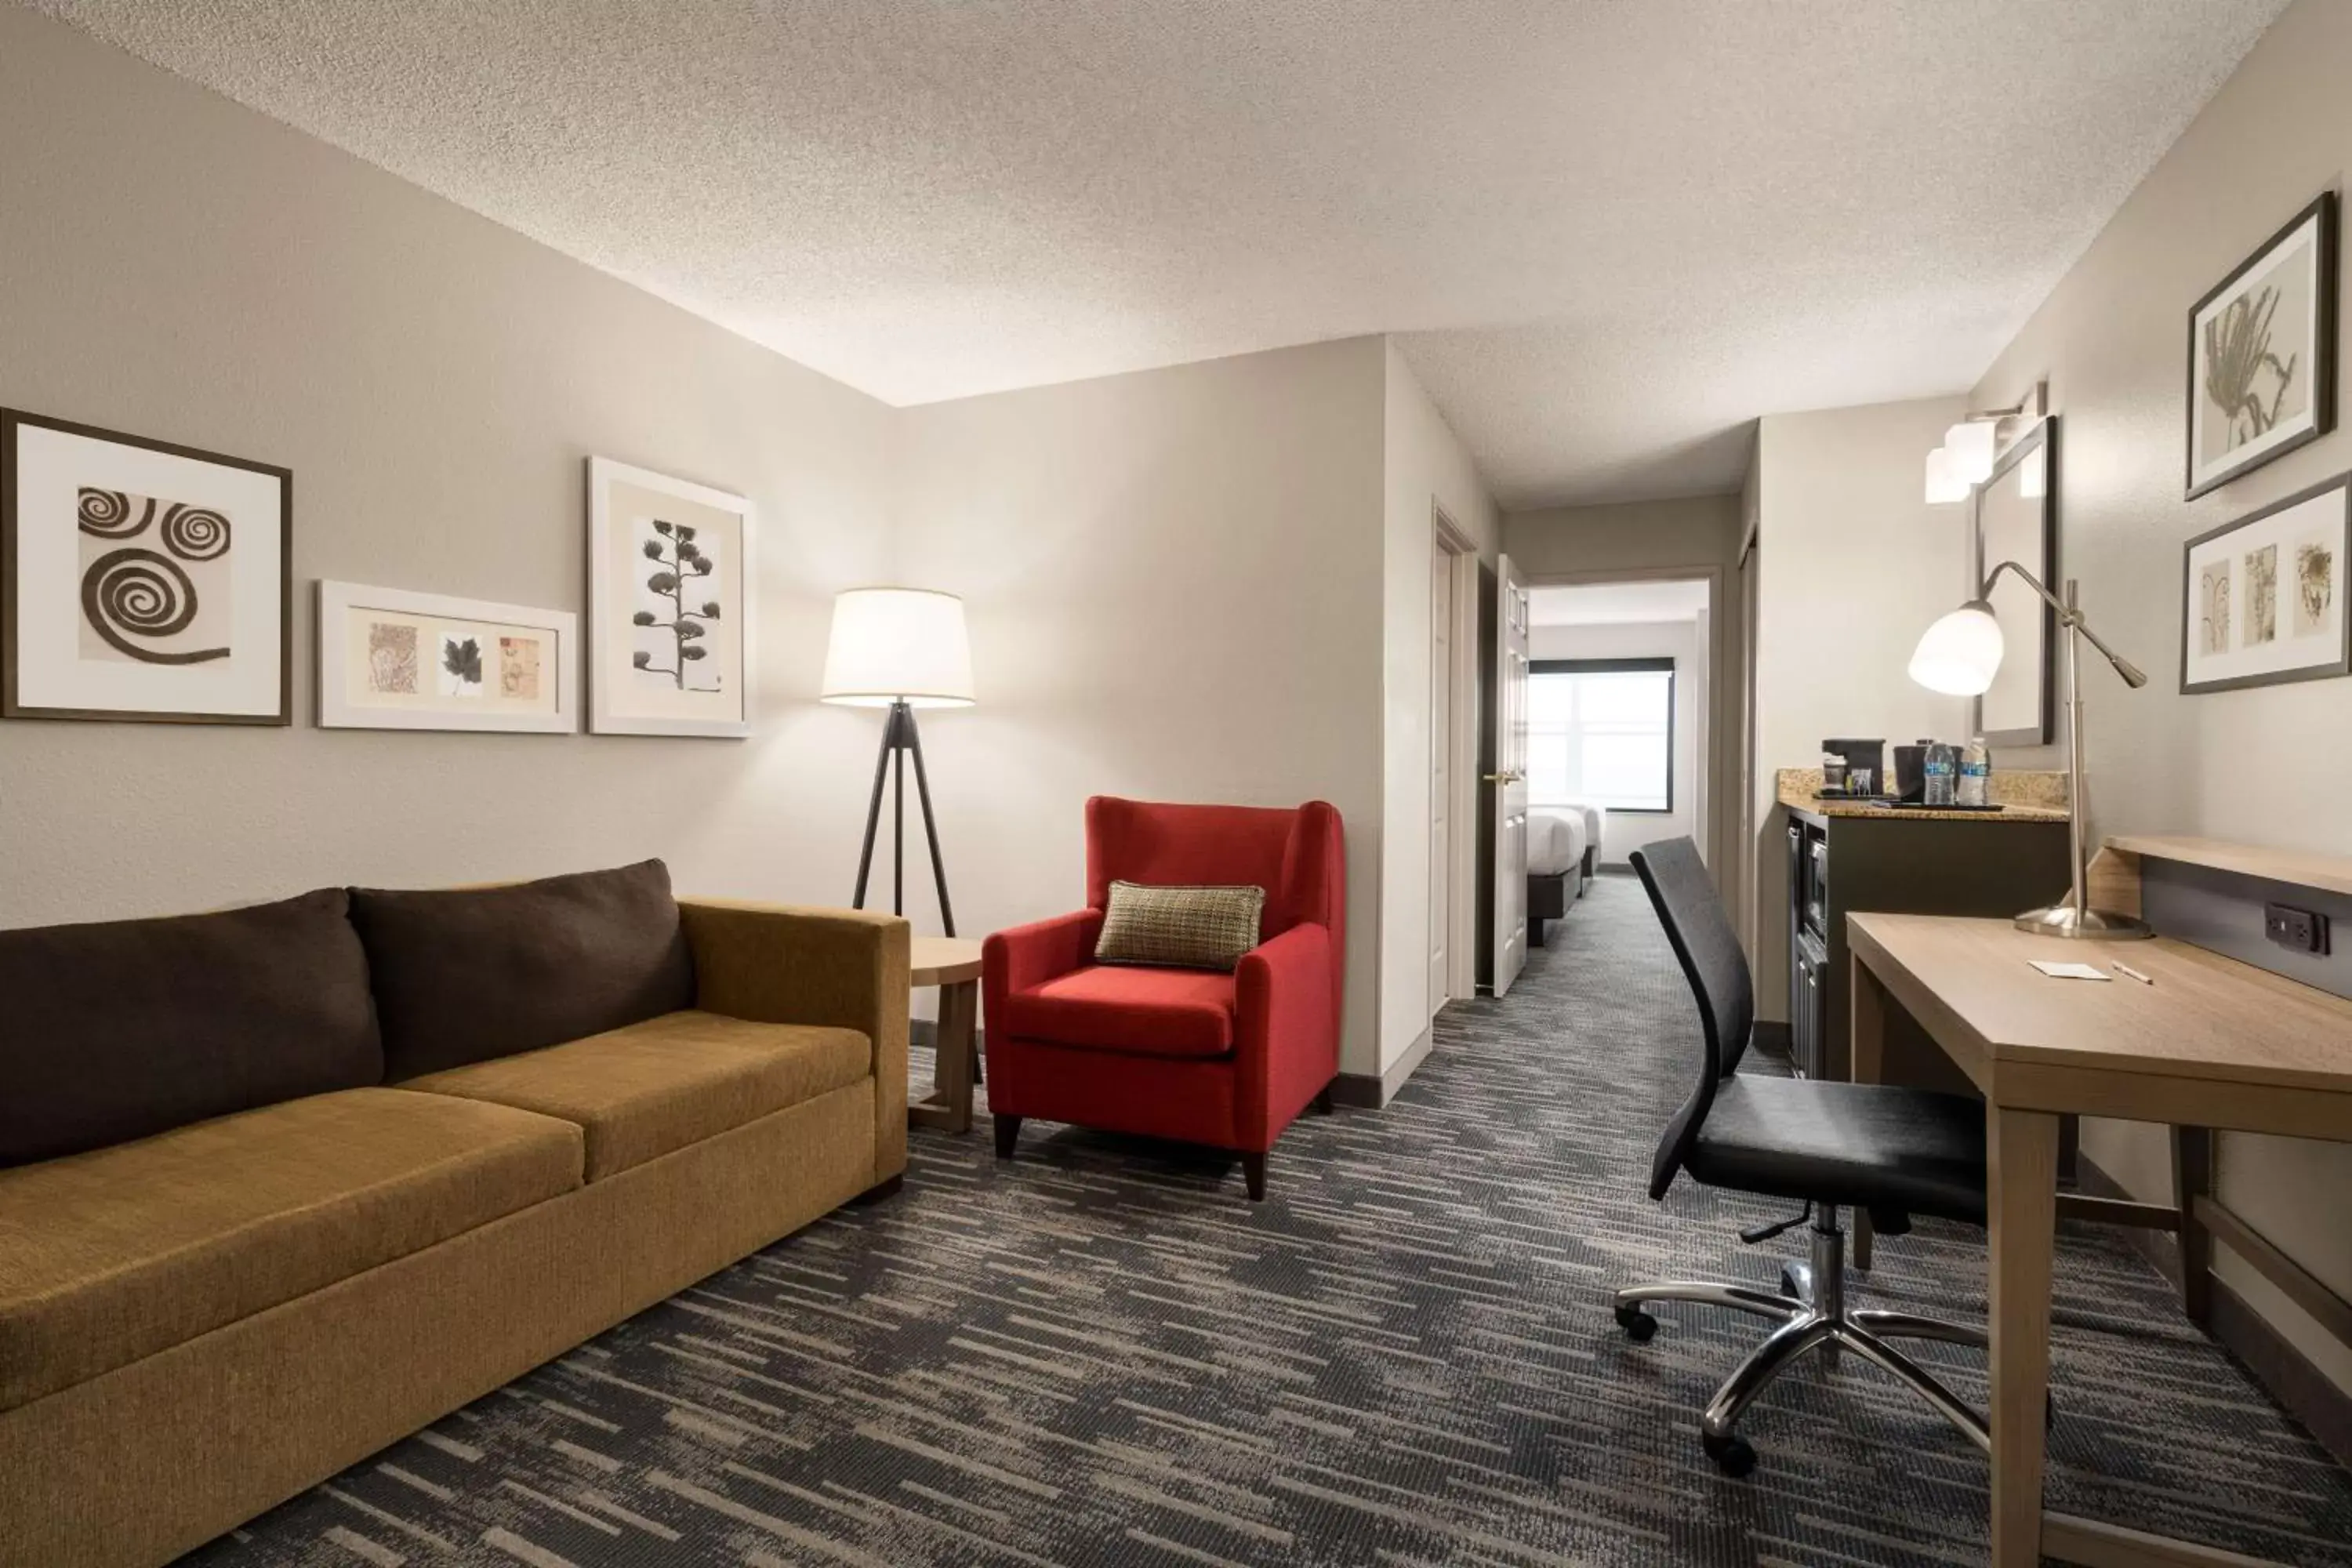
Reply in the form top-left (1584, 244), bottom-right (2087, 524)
top-left (1429, 537), bottom-right (1452, 1014)
top-left (1490, 554), bottom-right (1530, 995)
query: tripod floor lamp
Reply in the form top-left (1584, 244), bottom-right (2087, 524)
top-left (820, 588), bottom-right (975, 935)
top-left (1908, 559), bottom-right (2151, 940)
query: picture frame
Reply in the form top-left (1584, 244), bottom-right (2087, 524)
top-left (2180, 473), bottom-right (2350, 695)
top-left (318, 580), bottom-right (576, 733)
top-left (2, 408), bottom-right (291, 725)
top-left (2186, 191), bottom-right (2338, 500)
top-left (1971, 417), bottom-right (2057, 746)
top-left (586, 456), bottom-right (754, 738)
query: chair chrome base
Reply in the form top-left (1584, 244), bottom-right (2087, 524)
top-left (1613, 1206), bottom-right (1990, 1475)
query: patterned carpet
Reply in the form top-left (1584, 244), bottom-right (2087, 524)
top-left (191, 873), bottom-right (2352, 1566)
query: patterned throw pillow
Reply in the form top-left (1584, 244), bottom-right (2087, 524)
top-left (1094, 880), bottom-right (1267, 972)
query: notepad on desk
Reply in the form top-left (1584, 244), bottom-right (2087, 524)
top-left (2029, 960), bottom-right (2111, 981)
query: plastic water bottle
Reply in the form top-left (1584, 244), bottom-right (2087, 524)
top-left (1958, 736), bottom-right (1991, 808)
top-left (1924, 742), bottom-right (1958, 806)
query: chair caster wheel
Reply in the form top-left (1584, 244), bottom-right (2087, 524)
top-left (1702, 1431), bottom-right (1756, 1478)
top-left (1614, 1305), bottom-right (1657, 1342)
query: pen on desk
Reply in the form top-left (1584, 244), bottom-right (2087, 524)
top-left (2111, 961), bottom-right (2154, 985)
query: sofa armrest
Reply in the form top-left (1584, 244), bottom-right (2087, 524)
top-left (677, 898), bottom-right (910, 1185)
top-left (1234, 921), bottom-right (1338, 1151)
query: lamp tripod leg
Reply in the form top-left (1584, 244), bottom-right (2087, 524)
top-left (851, 713), bottom-right (894, 910)
top-left (906, 709), bottom-right (956, 938)
top-left (892, 713), bottom-right (906, 917)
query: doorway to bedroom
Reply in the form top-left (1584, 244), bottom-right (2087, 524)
top-left (1523, 576), bottom-right (1715, 942)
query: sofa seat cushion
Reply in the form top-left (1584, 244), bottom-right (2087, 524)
top-left (0, 1087), bottom-right (582, 1413)
top-left (1002, 965), bottom-right (1237, 1058)
top-left (396, 1010), bottom-right (873, 1181)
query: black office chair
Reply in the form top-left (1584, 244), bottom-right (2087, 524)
top-left (1617, 837), bottom-right (1994, 1476)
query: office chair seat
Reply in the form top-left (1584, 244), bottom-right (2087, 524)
top-left (1688, 1074), bottom-right (1985, 1225)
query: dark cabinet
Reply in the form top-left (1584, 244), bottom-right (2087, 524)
top-left (1783, 804), bottom-right (2071, 1083)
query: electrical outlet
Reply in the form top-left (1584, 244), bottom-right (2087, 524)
top-left (2264, 902), bottom-right (2329, 956)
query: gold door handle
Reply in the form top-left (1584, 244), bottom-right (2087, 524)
top-left (1483, 770), bottom-right (1523, 783)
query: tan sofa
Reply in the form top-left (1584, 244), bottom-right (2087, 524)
top-left (0, 876), bottom-right (908, 1568)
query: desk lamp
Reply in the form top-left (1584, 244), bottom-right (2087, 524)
top-left (1909, 561), bottom-right (2151, 939)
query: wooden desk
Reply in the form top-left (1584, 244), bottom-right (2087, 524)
top-left (1847, 913), bottom-right (2352, 1568)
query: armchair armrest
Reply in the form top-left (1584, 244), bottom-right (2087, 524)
top-left (1235, 920), bottom-right (1338, 1150)
top-left (677, 898), bottom-right (910, 1184)
top-left (982, 909), bottom-right (1102, 1018)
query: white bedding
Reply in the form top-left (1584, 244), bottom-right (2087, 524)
top-left (1560, 800), bottom-right (1607, 858)
top-left (1528, 808), bottom-right (1588, 877)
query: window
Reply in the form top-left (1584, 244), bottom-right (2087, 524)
top-left (1527, 659), bottom-right (1674, 812)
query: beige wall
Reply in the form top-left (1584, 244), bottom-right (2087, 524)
top-left (1506, 494), bottom-right (1743, 580)
top-left (1379, 343), bottom-right (1500, 1073)
top-left (888, 338), bottom-right (1393, 1074)
top-left (1748, 397), bottom-right (1972, 1020)
top-left (1969, 0), bottom-right (2352, 1396)
top-left (1526, 618), bottom-right (1704, 863)
top-left (0, 6), bottom-right (897, 927)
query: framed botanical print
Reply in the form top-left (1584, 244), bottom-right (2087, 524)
top-left (2187, 192), bottom-right (2338, 500)
top-left (2181, 473), bottom-right (2350, 694)
top-left (318, 580), bottom-right (575, 733)
top-left (586, 456), bottom-right (753, 738)
top-left (2, 409), bottom-right (290, 724)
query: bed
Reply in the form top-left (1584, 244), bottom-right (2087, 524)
top-left (1526, 808), bottom-right (1588, 946)
top-left (1558, 800), bottom-right (1606, 884)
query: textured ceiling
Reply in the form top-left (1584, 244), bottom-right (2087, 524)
top-left (31, 0), bottom-right (2288, 507)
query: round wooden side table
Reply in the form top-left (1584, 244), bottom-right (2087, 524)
top-left (909, 936), bottom-right (984, 1133)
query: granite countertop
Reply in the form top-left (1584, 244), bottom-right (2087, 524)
top-left (1776, 767), bottom-right (2071, 824)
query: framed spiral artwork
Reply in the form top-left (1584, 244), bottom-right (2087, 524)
top-left (2, 410), bottom-right (290, 724)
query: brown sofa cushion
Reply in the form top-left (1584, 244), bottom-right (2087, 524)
top-left (0, 1087), bottom-right (583, 1411)
top-left (350, 859), bottom-right (696, 1080)
top-left (0, 888), bottom-right (380, 1167)
top-left (397, 1010), bottom-right (871, 1181)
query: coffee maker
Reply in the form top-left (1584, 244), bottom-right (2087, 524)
top-left (1820, 738), bottom-right (1885, 797)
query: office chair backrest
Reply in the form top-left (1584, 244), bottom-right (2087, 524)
top-left (1629, 837), bottom-right (1754, 1201)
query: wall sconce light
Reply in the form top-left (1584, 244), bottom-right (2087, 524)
top-left (1922, 403), bottom-right (2028, 505)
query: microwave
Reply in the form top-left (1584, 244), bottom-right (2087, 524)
top-left (1802, 835), bottom-right (1829, 938)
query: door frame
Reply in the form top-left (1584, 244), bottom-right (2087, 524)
top-left (1519, 564), bottom-right (1730, 880)
top-left (1432, 503), bottom-right (1480, 1009)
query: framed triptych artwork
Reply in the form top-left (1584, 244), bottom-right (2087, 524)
top-left (586, 456), bottom-right (754, 738)
top-left (2181, 474), bottom-right (2350, 695)
top-left (2, 408), bottom-right (290, 724)
top-left (317, 580), bottom-right (575, 732)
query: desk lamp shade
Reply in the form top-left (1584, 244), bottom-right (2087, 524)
top-left (1908, 601), bottom-right (2004, 695)
top-left (821, 588), bottom-right (974, 709)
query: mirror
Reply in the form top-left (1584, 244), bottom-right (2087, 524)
top-left (1973, 417), bottom-right (2056, 745)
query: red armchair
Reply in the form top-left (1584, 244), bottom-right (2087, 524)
top-left (982, 797), bottom-right (1345, 1200)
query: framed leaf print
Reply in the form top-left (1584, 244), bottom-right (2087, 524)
top-left (317, 580), bottom-right (576, 733)
top-left (2187, 192), bottom-right (2337, 500)
top-left (1, 408), bottom-right (290, 724)
top-left (586, 456), bottom-right (753, 738)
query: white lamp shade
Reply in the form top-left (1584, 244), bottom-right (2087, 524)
top-left (1923, 446), bottom-right (1969, 505)
top-left (1908, 603), bottom-right (2005, 695)
top-left (1944, 419), bottom-right (1999, 485)
top-left (821, 588), bottom-right (975, 708)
